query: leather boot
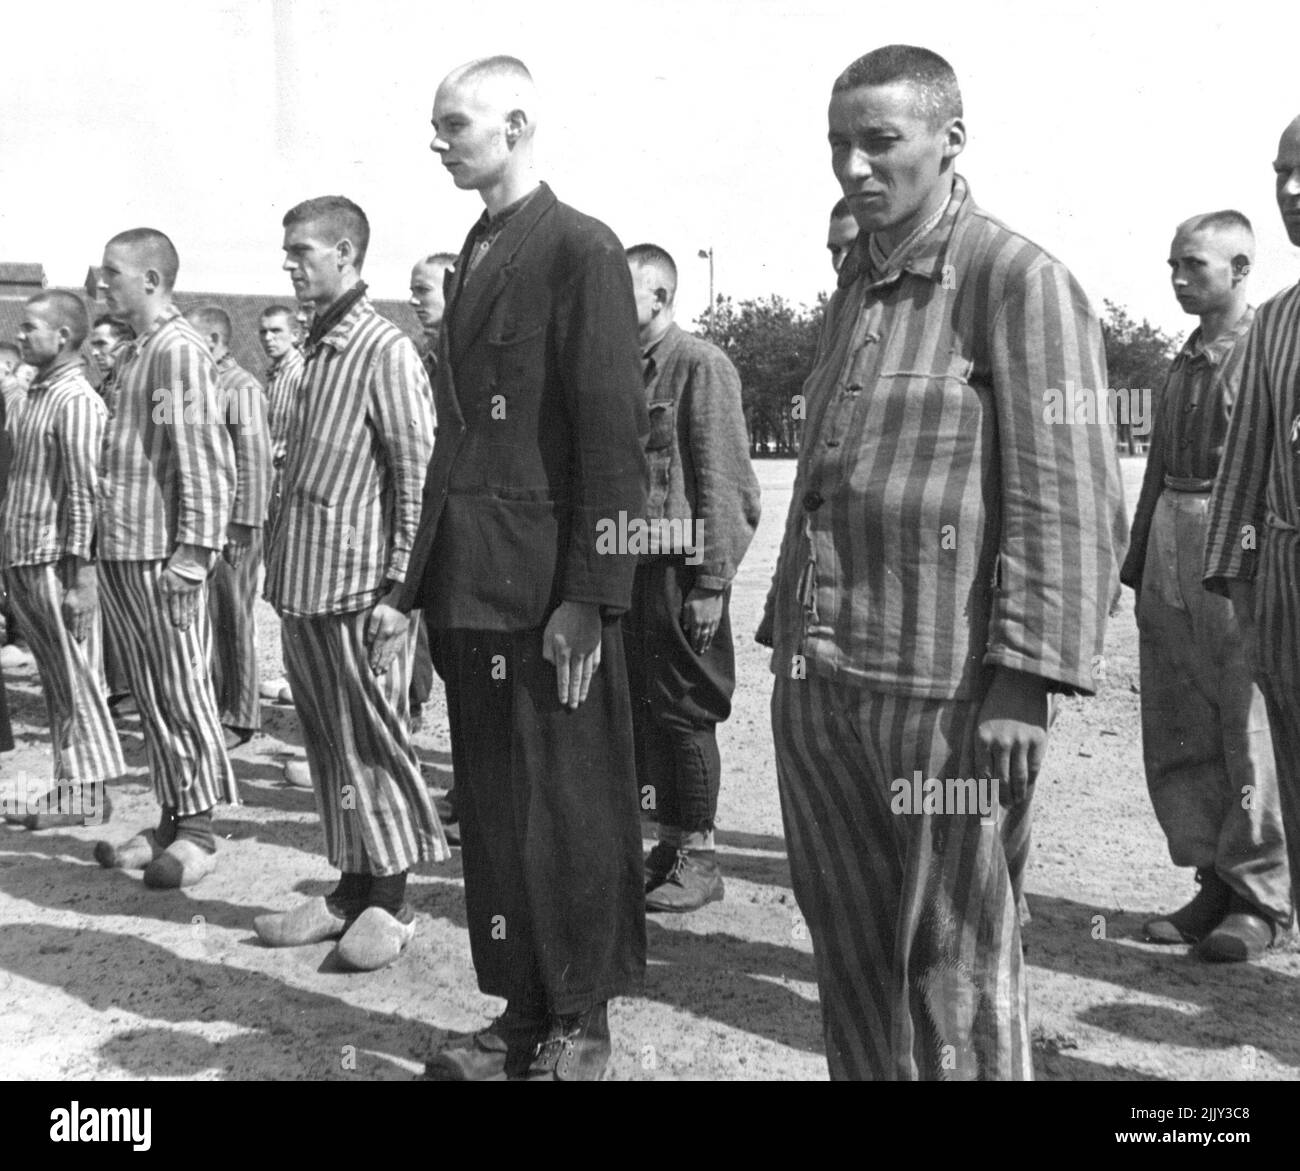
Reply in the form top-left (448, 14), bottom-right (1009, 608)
top-left (1143, 868), bottom-right (1230, 944)
top-left (1196, 892), bottom-right (1278, 963)
top-left (523, 1002), bottom-right (611, 1082)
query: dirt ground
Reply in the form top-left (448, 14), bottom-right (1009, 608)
top-left (1, 455), bottom-right (1298, 1082)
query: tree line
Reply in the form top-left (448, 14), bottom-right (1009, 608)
top-left (697, 294), bottom-right (1182, 457)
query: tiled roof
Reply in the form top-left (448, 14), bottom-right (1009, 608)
top-left (0, 263), bottom-right (47, 294)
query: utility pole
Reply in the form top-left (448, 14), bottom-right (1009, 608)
top-left (697, 246), bottom-right (714, 336)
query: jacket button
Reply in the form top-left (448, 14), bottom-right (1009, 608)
top-left (803, 490), bottom-right (823, 511)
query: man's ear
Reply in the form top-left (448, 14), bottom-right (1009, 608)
top-left (941, 117), bottom-right (967, 162)
top-left (337, 237), bottom-right (355, 269)
top-left (505, 108), bottom-right (528, 145)
top-left (1232, 253), bottom-right (1252, 280)
top-left (142, 267), bottom-right (162, 294)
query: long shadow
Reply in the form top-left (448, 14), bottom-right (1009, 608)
top-left (638, 918), bottom-right (823, 1055)
top-left (1025, 892), bottom-right (1300, 1073)
top-left (0, 922), bottom-right (444, 1080)
top-left (0, 827), bottom-right (282, 930)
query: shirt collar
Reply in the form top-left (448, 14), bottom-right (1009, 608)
top-left (839, 173), bottom-right (967, 291)
top-left (308, 290), bottom-right (372, 355)
top-left (28, 354), bottom-right (83, 395)
top-left (267, 347), bottom-right (303, 377)
top-left (1182, 306), bottom-right (1256, 367)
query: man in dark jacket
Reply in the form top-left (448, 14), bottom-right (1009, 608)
top-left (624, 243), bottom-right (761, 912)
top-left (406, 54), bottom-right (648, 1082)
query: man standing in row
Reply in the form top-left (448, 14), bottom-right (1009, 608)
top-left (410, 56), bottom-right (648, 1081)
top-left (623, 243), bottom-right (760, 912)
top-left (2, 291), bottom-right (122, 828)
top-left (86, 314), bottom-right (136, 710)
top-left (255, 195), bottom-right (446, 972)
top-left (759, 45), bottom-right (1126, 1080)
top-left (92, 228), bottom-right (237, 889)
top-left (826, 197), bottom-right (859, 274)
top-left (1204, 113), bottom-right (1300, 964)
top-left (256, 304), bottom-right (304, 711)
top-left (405, 252), bottom-right (456, 737)
top-left (1124, 212), bottom-right (1290, 961)
top-left (185, 306), bottom-right (272, 751)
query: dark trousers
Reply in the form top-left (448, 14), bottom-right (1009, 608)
top-left (623, 561), bottom-right (736, 833)
top-left (431, 623), bottom-right (646, 1015)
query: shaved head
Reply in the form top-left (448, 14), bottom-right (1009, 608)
top-left (1275, 115), bottom-right (1300, 246)
top-left (105, 227), bottom-right (180, 291)
top-left (185, 305), bottom-right (233, 346)
top-left (1173, 211), bottom-right (1254, 264)
top-left (28, 291), bottom-right (90, 349)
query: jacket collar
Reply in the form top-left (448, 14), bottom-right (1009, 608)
top-left (449, 182), bottom-right (557, 356)
top-left (838, 172), bottom-right (969, 292)
top-left (1180, 305), bottom-right (1256, 368)
top-left (306, 291), bottom-right (373, 357)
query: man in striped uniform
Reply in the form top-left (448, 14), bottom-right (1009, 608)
top-left (757, 45), bottom-right (1127, 1080)
top-left (87, 316), bottom-right (136, 709)
top-left (1124, 213), bottom-right (1289, 961)
top-left (91, 227), bottom-right (238, 890)
top-left (1204, 112), bottom-right (1300, 960)
top-left (256, 195), bottom-right (446, 972)
top-left (184, 306), bottom-right (272, 750)
top-left (1, 291), bottom-right (123, 828)
top-left (404, 254), bottom-right (456, 738)
top-left (256, 304), bottom-right (304, 710)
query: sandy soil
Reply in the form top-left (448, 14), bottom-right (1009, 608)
top-left (1, 455), bottom-right (1297, 1081)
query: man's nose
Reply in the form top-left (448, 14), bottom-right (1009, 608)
top-left (430, 134), bottom-right (447, 153)
top-left (840, 148), bottom-right (872, 182)
top-left (1285, 168), bottom-right (1300, 197)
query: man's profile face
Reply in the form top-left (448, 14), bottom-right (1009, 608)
top-left (1275, 122), bottom-right (1300, 247)
top-left (294, 303), bottom-right (314, 335)
top-left (430, 78), bottom-right (513, 192)
top-left (89, 324), bottom-right (126, 375)
top-left (17, 303), bottom-right (65, 369)
top-left (409, 262), bottom-right (450, 334)
top-left (627, 263), bottom-right (663, 333)
top-left (1168, 228), bottom-right (1240, 318)
top-left (282, 220), bottom-right (345, 306)
top-left (98, 244), bottom-right (149, 319)
top-left (259, 313), bottom-right (297, 360)
top-left (826, 213), bottom-right (859, 273)
top-left (828, 81), bottom-right (959, 241)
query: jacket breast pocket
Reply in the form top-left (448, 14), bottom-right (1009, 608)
top-left (644, 400), bottom-right (676, 513)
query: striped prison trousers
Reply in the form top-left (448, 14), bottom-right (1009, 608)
top-left (208, 531), bottom-right (263, 731)
top-left (772, 671), bottom-right (1033, 1081)
top-left (98, 559), bottom-right (237, 815)
top-left (5, 563), bottom-right (124, 784)
top-left (280, 610), bottom-right (447, 875)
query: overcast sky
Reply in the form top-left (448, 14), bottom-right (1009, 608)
top-left (2, 0), bottom-right (1297, 342)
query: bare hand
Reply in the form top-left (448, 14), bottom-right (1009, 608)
top-left (364, 600), bottom-right (408, 676)
top-left (541, 601), bottom-right (602, 709)
top-left (158, 567), bottom-right (202, 631)
top-left (62, 577), bottom-right (98, 642)
top-left (223, 522), bottom-right (255, 568)
top-left (976, 668), bottom-right (1049, 807)
top-left (681, 586), bottom-right (725, 654)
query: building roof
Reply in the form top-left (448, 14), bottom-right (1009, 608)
top-left (0, 263), bottom-right (47, 296)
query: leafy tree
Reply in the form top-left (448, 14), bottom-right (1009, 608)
top-left (696, 293), bottom-right (824, 455)
top-left (1100, 299), bottom-right (1183, 452)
